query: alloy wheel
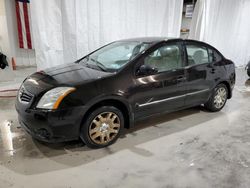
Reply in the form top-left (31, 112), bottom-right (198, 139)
top-left (214, 87), bottom-right (227, 109)
top-left (89, 112), bottom-right (121, 145)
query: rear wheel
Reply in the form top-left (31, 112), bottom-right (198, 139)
top-left (204, 84), bottom-right (228, 112)
top-left (80, 106), bottom-right (124, 148)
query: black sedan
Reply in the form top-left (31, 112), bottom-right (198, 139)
top-left (16, 37), bottom-right (235, 148)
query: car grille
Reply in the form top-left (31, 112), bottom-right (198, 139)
top-left (18, 86), bottom-right (34, 103)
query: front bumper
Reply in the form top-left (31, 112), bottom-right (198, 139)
top-left (16, 104), bottom-right (87, 143)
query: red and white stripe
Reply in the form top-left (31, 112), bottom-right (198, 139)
top-left (15, 0), bottom-right (32, 49)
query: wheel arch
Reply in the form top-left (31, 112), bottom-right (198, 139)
top-left (218, 81), bottom-right (232, 99)
top-left (81, 98), bottom-right (133, 130)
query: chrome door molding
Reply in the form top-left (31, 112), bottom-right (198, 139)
top-left (138, 88), bottom-right (209, 107)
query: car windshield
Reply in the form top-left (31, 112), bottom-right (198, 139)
top-left (79, 41), bottom-right (151, 72)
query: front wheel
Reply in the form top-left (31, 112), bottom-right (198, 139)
top-left (204, 84), bottom-right (228, 112)
top-left (80, 106), bottom-right (124, 148)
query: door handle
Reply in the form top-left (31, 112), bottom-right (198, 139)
top-left (207, 64), bottom-right (216, 73)
top-left (177, 76), bottom-right (186, 83)
top-left (210, 68), bottom-right (216, 73)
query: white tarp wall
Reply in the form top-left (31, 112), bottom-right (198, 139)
top-left (0, 0), bottom-right (14, 82)
top-left (30, 0), bottom-right (183, 70)
top-left (189, 0), bottom-right (250, 67)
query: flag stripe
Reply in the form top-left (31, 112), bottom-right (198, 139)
top-left (23, 3), bottom-right (32, 49)
top-left (15, 1), bottom-right (24, 48)
top-left (15, 0), bottom-right (32, 49)
top-left (19, 2), bottom-right (28, 49)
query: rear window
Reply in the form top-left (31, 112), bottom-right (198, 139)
top-left (186, 45), bottom-right (209, 65)
top-left (208, 48), bottom-right (222, 63)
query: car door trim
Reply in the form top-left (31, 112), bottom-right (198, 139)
top-left (138, 88), bottom-right (209, 107)
top-left (186, 88), bottom-right (210, 96)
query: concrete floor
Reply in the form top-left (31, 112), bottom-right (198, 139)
top-left (0, 68), bottom-right (250, 188)
top-left (0, 66), bottom-right (36, 92)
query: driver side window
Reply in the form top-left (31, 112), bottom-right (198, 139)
top-left (144, 44), bottom-right (182, 73)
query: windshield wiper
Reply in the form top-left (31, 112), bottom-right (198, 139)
top-left (76, 56), bottom-right (107, 72)
top-left (75, 55), bottom-right (89, 64)
top-left (89, 58), bottom-right (107, 72)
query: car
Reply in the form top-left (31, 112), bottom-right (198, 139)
top-left (246, 61), bottom-right (250, 77)
top-left (16, 37), bottom-right (236, 148)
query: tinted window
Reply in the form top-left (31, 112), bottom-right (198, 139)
top-left (144, 44), bottom-right (182, 73)
top-left (186, 45), bottom-right (209, 65)
top-left (208, 48), bottom-right (222, 63)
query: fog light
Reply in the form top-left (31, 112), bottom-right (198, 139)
top-left (36, 128), bottom-right (50, 138)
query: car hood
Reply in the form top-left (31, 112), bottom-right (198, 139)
top-left (42, 63), bottom-right (112, 83)
top-left (23, 63), bottom-right (113, 95)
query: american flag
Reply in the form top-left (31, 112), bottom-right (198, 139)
top-left (15, 0), bottom-right (32, 49)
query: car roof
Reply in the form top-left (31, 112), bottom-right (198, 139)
top-left (115, 37), bottom-right (222, 55)
top-left (117, 37), bottom-right (182, 43)
top-left (117, 37), bottom-right (216, 46)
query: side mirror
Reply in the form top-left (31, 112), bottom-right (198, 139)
top-left (137, 64), bottom-right (158, 76)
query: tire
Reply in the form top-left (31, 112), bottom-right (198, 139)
top-left (80, 106), bottom-right (124, 148)
top-left (204, 84), bottom-right (228, 112)
top-left (247, 70), bottom-right (250, 77)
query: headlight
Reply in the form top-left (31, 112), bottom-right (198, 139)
top-left (37, 87), bottom-right (76, 110)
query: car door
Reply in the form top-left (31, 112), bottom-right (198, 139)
top-left (184, 41), bottom-right (216, 106)
top-left (132, 41), bottom-right (187, 119)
